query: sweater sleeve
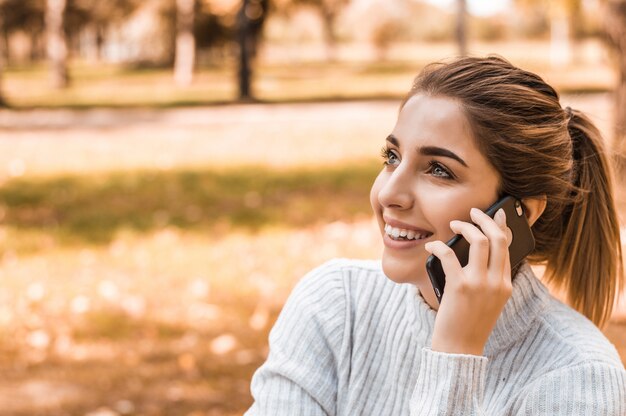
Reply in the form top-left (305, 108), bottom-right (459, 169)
top-left (512, 362), bottom-right (626, 415)
top-left (245, 261), bottom-right (347, 416)
top-left (409, 348), bottom-right (488, 415)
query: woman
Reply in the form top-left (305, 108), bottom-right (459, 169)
top-left (245, 56), bottom-right (626, 414)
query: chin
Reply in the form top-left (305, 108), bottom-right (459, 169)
top-left (380, 251), bottom-right (426, 285)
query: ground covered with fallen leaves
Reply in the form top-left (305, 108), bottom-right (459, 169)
top-left (0, 96), bottom-right (624, 415)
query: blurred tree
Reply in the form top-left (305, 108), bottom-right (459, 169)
top-left (0, 1), bottom-right (4, 107)
top-left (278, 0), bottom-right (349, 61)
top-left (549, 0), bottom-right (583, 66)
top-left (46, 0), bottom-right (69, 88)
top-left (0, 0), bottom-right (46, 63)
top-left (70, 0), bottom-right (140, 61)
top-left (456, 0), bottom-right (467, 56)
top-left (0, 0), bottom-right (140, 65)
top-left (174, 0), bottom-right (196, 85)
top-left (371, 19), bottom-right (402, 61)
top-left (515, 0), bottom-right (582, 66)
top-left (512, 0), bottom-right (549, 39)
top-left (160, 0), bottom-right (233, 68)
top-left (237, 0), bottom-right (268, 100)
top-left (194, 2), bottom-right (232, 52)
top-left (604, 0), bottom-right (626, 169)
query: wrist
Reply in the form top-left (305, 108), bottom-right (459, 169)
top-left (431, 336), bottom-right (485, 356)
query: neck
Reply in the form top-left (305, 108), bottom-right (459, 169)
top-left (417, 282), bottom-right (440, 311)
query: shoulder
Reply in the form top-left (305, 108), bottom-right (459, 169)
top-left (510, 264), bottom-right (623, 370)
top-left (278, 258), bottom-right (407, 342)
top-left (537, 295), bottom-right (624, 369)
top-left (275, 258), bottom-right (386, 329)
top-left (513, 358), bottom-right (626, 414)
top-left (505, 268), bottom-right (626, 412)
top-left (290, 258), bottom-right (389, 302)
top-left (298, 258), bottom-right (383, 283)
top-left (249, 259), bottom-right (384, 414)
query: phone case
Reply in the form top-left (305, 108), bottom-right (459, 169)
top-left (425, 196), bottom-right (535, 303)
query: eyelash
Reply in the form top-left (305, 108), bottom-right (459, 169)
top-left (380, 146), bottom-right (455, 180)
top-left (380, 146), bottom-right (398, 166)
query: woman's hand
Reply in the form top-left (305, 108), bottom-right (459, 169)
top-left (425, 207), bottom-right (513, 356)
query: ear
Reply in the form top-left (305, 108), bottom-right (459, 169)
top-left (521, 195), bottom-right (547, 227)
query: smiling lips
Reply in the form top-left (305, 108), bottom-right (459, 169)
top-left (384, 224), bottom-right (433, 241)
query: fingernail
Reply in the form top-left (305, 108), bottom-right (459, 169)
top-left (424, 242), bottom-right (432, 251)
top-left (496, 208), bottom-right (506, 225)
top-left (470, 207), bottom-right (481, 216)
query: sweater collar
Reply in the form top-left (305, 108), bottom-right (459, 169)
top-left (410, 262), bottom-right (550, 356)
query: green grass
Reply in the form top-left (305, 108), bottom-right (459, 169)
top-left (0, 163), bottom-right (381, 249)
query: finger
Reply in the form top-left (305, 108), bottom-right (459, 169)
top-left (495, 209), bottom-right (513, 286)
top-left (449, 219), bottom-right (489, 275)
top-left (470, 208), bottom-right (509, 279)
top-left (504, 249), bottom-right (512, 284)
top-left (496, 208), bottom-right (513, 283)
top-left (424, 240), bottom-right (464, 282)
top-left (503, 245), bottom-right (511, 278)
top-left (499, 209), bottom-right (513, 284)
top-left (495, 209), bottom-right (513, 248)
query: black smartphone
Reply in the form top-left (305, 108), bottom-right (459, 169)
top-left (425, 195), bottom-right (535, 303)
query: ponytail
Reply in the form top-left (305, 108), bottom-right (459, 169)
top-left (544, 109), bottom-right (624, 327)
top-left (409, 56), bottom-right (624, 327)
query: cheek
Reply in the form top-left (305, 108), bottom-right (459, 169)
top-left (421, 186), bottom-right (499, 238)
top-left (417, 186), bottom-right (477, 238)
top-left (419, 185), bottom-right (462, 220)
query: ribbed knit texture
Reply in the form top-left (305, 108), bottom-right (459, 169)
top-left (246, 259), bottom-right (626, 415)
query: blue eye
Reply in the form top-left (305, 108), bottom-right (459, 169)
top-left (427, 161), bottom-right (454, 179)
top-left (380, 147), bottom-right (400, 166)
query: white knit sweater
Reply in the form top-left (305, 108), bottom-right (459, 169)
top-left (246, 259), bottom-right (626, 415)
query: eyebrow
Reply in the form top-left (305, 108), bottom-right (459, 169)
top-left (386, 134), bottom-right (469, 168)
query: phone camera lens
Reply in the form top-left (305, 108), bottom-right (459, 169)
top-left (515, 200), bottom-right (524, 217)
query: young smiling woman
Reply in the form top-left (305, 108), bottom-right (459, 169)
top-left (246, 56), bottom-right (626, 415)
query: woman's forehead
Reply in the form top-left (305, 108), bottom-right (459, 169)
top-left (394, 95), bottom-right (477, 154)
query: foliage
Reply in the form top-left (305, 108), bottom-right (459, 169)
top-left (0, 163), bottom-right (380, 246)
top-left (0, 0), bottom-right (140, 38)
top-left (0, 0), bottom-right (45, 35)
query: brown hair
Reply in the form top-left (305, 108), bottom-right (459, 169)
top-left (405, 55), bottom-right (624, 327)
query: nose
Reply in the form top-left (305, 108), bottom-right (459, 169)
top-left (377, 165), bottom-right (415, 210)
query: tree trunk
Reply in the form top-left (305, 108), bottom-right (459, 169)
top-left (96, 25), bottom-right (105, 62)
top-left (455, 0), bottom-right (467, 56)
top-left (174, 0), bottom-right (195, 86)
top-left (237, 0), bottom-right (252, 100)
top-left (612, 53), bottom-right (626, 176)
top-left (1, 27), bottom-right (7, 65)
top-left (549, 1), bottom-right (572, 67)
top-left (46, 0), bottom-right (69, 89)
top-left (30, 29), bottom-right (46, 61)
top-left (604, 0), bottom-right (626, 173)
top-left (567, 0), bottom-right (583, 64)
top-left (321, 9), bottom-right (336, 62)
top-left (0, 7), bottom-right (4, 107)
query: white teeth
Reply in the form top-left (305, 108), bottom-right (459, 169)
top-left (384, 224), bottom-right (431, 241)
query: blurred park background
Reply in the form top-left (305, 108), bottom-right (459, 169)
top-left (0, 0), bottom-right (626, 414)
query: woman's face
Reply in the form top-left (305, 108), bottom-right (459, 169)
top-left (370, 94), bottom-right (501, 294)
